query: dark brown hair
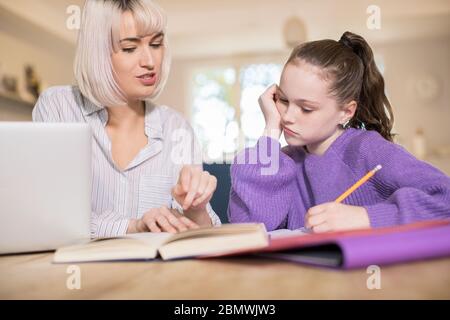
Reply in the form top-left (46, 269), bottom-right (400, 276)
top-left (286, 31), bottom-right (394, 141)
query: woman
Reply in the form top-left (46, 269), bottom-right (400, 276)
top-left (33, 0), bottom-right (221, 238)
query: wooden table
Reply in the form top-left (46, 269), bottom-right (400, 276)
top-left (1, 252), bottom-right (449, 299)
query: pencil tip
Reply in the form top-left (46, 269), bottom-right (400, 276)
top-left (374, 164), bottom-right (382, 172)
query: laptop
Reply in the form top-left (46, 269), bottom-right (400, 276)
top-left (0, 122), bottom-right (92, 254)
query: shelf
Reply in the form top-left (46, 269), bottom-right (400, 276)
top-left (0, 93), bottom-right (34, 109)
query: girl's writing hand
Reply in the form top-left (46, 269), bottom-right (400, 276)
top-left (305, 202), bottom-right (370, 233)
top-left (259, 84), bottom-right (282, 140)
top-left (171, 165), bottom-right (217, 211)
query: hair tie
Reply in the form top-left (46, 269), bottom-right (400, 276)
top-left (338, 37), bottom-right (353, 51)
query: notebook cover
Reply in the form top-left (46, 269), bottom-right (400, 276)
top-left (261, 220), bottom-right (450, 269)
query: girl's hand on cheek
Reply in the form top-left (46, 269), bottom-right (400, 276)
top-left (259, 84), bottom-right (282, 139)
top-left (305, 203), bottom-right (371, 233)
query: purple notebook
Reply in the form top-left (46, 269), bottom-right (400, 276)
top-left (258, 221), bottom-right (450, 269)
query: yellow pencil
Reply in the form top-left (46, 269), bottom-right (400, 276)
top-left (335, 165), bottom-right (382, 203)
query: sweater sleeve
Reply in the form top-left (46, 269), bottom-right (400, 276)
top-left (362, 136), bottom-right (450, 228)
top-left (228, 136), bottom-right (298, 231)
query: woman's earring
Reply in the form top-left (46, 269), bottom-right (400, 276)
top-left (341, 119), bottom-right (350, 129)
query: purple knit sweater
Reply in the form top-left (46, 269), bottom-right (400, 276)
top-left (228, 128), bottom-right (450, 231)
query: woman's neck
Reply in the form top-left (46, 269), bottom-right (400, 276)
top-left (106, 100), bottom-right (145, 128)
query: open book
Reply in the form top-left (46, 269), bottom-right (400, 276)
top-left (53, 223), bottom-right (268, 263)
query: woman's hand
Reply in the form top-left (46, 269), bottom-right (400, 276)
top-left (171, 165), bottom-right (217, 227)
top-left (172, 165), bottom-right (217, 211)
top-left (305, 202), bottom-right (371, 233)
top-left (127, 206), bottom-right (199, 234)
top-left (259, 84), bottom-right (282, 140)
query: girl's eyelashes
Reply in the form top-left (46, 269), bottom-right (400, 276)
top-left (150, 43), bottom-right (162, 48)
top-left (275, 92), bottom-right (315, 113)
top-left (278, 97), bottom-right (289, 105)
top-left (278, 98), bottom-right (313, 113)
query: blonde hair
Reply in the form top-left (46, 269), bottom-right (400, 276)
top-left (74, 0), bottom-right (171, 107)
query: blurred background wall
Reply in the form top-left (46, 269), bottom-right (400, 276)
top-left (0, 0), bottom-right (449, 173)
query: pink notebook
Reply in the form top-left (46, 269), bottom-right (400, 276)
top-left (206, 220), bottom-right (450, 269)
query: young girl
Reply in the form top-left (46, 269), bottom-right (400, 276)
top-left (33, 0), bottom-right (221, 238)
top-left (228, 31), bottom-right (450, 233)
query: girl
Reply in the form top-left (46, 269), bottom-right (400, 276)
top-left (229, 31), bottom-right (450, 233)
top-left (33, 0), bottom-right (221, 238)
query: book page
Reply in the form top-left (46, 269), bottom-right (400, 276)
top-left (162, 223), bottom-right (267, 244)
top-left (53, 233), bottom-right (174, 263)
top-left (159, 230), bottom-right (269, 260)
top-left (125, 232), bottom-right (173, 247)
top-left (268, 227), bottom-right (311, 239)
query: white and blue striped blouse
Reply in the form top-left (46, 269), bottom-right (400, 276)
top-left (32, 86), bottom-right (221, 238)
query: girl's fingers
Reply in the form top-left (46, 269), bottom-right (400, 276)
top-left (183, 171), bottom-right (201, 210)
top-left (307, 212), bottom-right (327, 228)
top-left (312, 222), bottom-right (331, 234)
top-left (155, 215), bottom-right (177, 233)
top-left (264, 84), bottom-right (277, 96)
top-left (261, 84), bottom-right (277, 106)
top-left (193, 175), bottom-right (217, 207)
top-left (307, 203), bottom-right (331, 216)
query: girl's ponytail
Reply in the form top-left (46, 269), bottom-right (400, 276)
top-left (338, 32), bottom-right (394, 141)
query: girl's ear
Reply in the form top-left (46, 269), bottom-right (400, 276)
top-left (341, 100), bottom-right (357, 123)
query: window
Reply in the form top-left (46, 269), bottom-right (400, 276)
top-left (239, 64), bottom-right (283, 147)
top-left (191, 63), bottom-right (283, 163)
top-left (191, 67), bottom-right (237, 162)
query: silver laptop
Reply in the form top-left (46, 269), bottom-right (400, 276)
top-left (0, 122), bottom-right (91, 254)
